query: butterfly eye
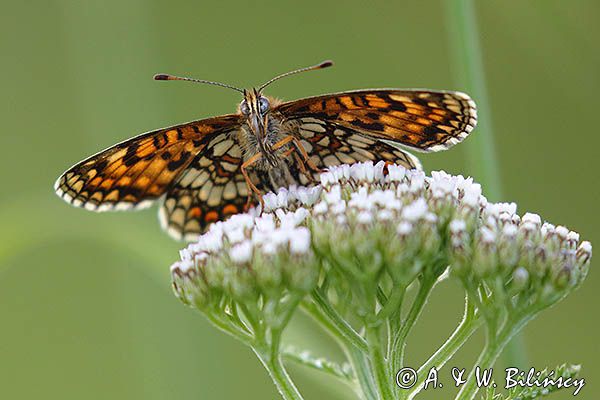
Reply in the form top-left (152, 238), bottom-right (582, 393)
top-left (258, 97), bottom-right (270, 113)
top-left (240, 100), bottom-right (250, 115)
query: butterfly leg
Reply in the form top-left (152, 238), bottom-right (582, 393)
top-left (271, 136), bottom-right (315, 182)
top-left (271, 136), bottom-right (320, 181)
top-left (290, 136), bottom-right (320, 173)
top-left (278, 147), bottom-right (312, 181)
top-left (241, 153), bottom-right (265, 211)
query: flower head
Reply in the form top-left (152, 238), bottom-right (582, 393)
top-left (172, 161), bottom-right (591, 327)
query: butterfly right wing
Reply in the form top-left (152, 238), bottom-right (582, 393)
top-left (287, 117), bottom-right (422, 186)
top-left (276, 89), bottom-right (477, 153)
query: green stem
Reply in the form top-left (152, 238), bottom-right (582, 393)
top-left (454, 328), bottom-right (510, 400)
top-left (301, 298), bottom-right (378, 399)
top-left (454, 308), bottom-right (536, 400)
top-left (345, 347), bottom-right (380, 400)
top-left (403, 297), bottom-right (481, 399)
top-left (390, 277), bottom-right (436, 374)
top-left (366, 324), bottom-right (394, 400)
top-left (205, 312), bottom-right (254, 347)
top-left (309, 289), bottom-right (369, 352)
top-left (255, 348), bottom-right (305, 400)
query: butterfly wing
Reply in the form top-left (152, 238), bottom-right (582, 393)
top-left (54, 114), bottom-right (241, 211)
top-left (276, 89), bottom-right (477, 152)
top-left (290, 117), bottom-right (421, 186)
top-left (158, 130), bottom-right (257, 241)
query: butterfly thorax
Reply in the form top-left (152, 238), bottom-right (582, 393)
top-left (237, 92), bottom-right (290, 167)
top-left (235, 91), bottom-right (306, 191)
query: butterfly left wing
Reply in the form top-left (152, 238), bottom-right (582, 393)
top-left (158, 129), bottom-right (263, 241)
top-left (276, 89), bottom-right (477, 152)
top-left (54, 114), bottom-right (241, 211)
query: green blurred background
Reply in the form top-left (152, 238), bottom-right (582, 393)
top-left (1, 1), bottom-right (598, 399)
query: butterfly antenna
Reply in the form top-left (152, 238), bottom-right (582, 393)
top-left (153, 73), bottom-right (244, 94)
top-left (258, 60), bottom-right (333, 92)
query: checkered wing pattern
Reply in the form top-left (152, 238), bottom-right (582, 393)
top-left (158, 131), bottom-right (251, 240)
top-left (277, 89), bottom-right (477, 152)
top-left (290, 117), bottom-right (421, 185)
top-left (54, 115), bottom-right (241, 212)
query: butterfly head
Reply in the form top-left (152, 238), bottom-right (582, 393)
top-left (239, 88), bottom-right (272, 145)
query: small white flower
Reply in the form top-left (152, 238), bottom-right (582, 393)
top-left (227, 213), bottom-right (256, 230)
top-left (275, 208), bottom-right (309, 229)
top-left (522, 212), bottom-right (542, 225)
top-left (295, 186), bottom-right (322, 206)
top-left (327, 164), bottom-right (350, 183)
top-left (409, 171), bottom-right (425, 192)
top-left (179, 247), bottom-right (193, 261)
top-left (519, 221), bottom-right (538, 234)
top-left (264, 228), bottom-right (291, 252)
top-left (229, 240), bottom-right (253, 264)
top-left (480, 226), bottom-right (496, 243)
top-left (320, 171), bottom-right (336, 187)
top-left (331, 201), bottom-right (347, 215)
top-left (357, 211), bottom-right (373, 225)
top-left (567, 231), bottom-right (580, 244)
top-left (397, 221), bottom-right (413, 235)
top-left (502, 224), bottom-right (518, 237)
top-left (290, 227), bottom-right (311, 254)
top-left (349, 162), bottom-right (367, 181)
top-left (429, 172), bottom-right (455, 198)
top-left (261, 242), bottom-right (278, 255)
top-left (225, 227), bottom-right (246, 244)
top-left (369, 190), bottom-right (396, 207)
top-left (172, 259), bottom-right (193, 273)
top-left (349, 187), bottom-right (373, 210)
top-left (555, 226), bottom-right (569, 239)
top-left (387, 163), bottom-right (406, 182)
top-left (198, 230), bottom-right (223, 252)
top-left (486, 202), bottom-right (517, 218)
top-left (577, 241), bottom-right (592, 263)
top-left (402, 198), bottom-right (428, 221)
top-left (312, 201), bottom-right (328, 215)
top-left (324, 185), bottom-right (342, 204)
top-left (425, 212), bottom-right (438, 223)
top-left (254, 214), bottom-right (276, 232)
top-left (277, 188), bottom-right (290, 208)
top-left (373, 161), bottom-right (386, 182)
top-left (396, 183), bottom-right (409, 197)
top-left (263, 192), bottom-right (280, 211)
top-left (363, 161), bottom-right (376, 182)
top-left (194, 252), bottom-right (208, 265)
top-left (377, 209), bottom-right (393, 221)
top-left (449, 219), bottom-right (466, 234)
top-left (541, 223), bottom-right (556, 237)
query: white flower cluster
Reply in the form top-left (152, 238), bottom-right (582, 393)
top-left (171, 161), bottom-right (591, 304)
top-left (172, 208), bottom-right (313, 275)
top-left (288, 162), bottom-right (486, 238)
top-left (449, 194), bottom-right (591, 290)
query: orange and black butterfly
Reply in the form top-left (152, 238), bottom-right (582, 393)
top-left (55, 60), bottom-right (477, 240)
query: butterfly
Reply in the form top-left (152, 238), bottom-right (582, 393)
top-left (55, 60), bottom-right (477, 241)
